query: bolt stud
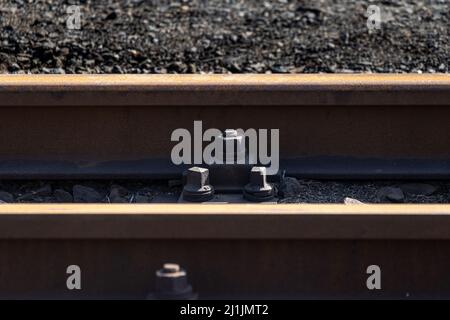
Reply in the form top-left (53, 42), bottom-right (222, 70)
top-left (243, 167), bottom-right (275, 202)
top-left (147, 263), bottom-right (198, 300)
top-left (182, 167), bottom-right (215, 202)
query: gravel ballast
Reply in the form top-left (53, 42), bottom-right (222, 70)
top-left (0, 179), bottom-right (448, 203)
top-left (0, 0), bottom-right (447, 74)
top-left (0, 180), bottom-right (181, 203)
top-left (0, 2), bottom-right (448, 204)
top-left (279, 179), bottom-right (450, 204)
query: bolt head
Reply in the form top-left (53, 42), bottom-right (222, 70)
top-left (155, 264), bottom-right (191, 296)
top-left (249, 167), bottom-right (268, 187)
top-left (183, 167), bottom-right (214, 202)
top-left (162, 263), bottom-right (180, 274)
top-left (156, 263), bottom-right (186, 278)
top-left (244, 167), bottom-right (274, 201)
top-left (186, 167), bottom-right (210, 188)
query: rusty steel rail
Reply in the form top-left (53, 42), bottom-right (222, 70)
top-left (1, 74), bottom-right (450, 106)
top-left (1, 204), bottom-right (450, 299)
top-left (0, 74), bottom-right (449, 179)
top-left (0, 75), bottom-right (450, 298)
top-left (1, 204), bottom-right (450, 240)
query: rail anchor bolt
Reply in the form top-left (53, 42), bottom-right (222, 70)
top-left (182, 167), bottom-right (215, 202)
top-left (147, 263), bottom-right (198, 300)
top-left (243, 167), bottom-right (275, 202)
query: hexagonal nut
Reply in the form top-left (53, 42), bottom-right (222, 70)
top-left (155, 264), bottom-right (191, 295)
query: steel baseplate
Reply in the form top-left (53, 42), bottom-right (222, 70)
top-left (178, 193), bottom-right (278, 204)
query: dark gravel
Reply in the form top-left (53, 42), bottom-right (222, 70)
top-left (0, 179), bottom-right (448, 203)
top-left (279, 179), bottom-right (450, 204)
top-left (0, 180), bottom-right (181, 203)
top-left (0, 0), bottom-right (448, 74)
top-left (0, 1), bottom-right (447, 203)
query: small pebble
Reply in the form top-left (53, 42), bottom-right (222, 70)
top-left (33, 184), bottom-right (52, 197)
top-left (0, 191), bottom-right (14, 203)
top-left (73, 185), bottom-right (103, 203)
top-left (280, 177), bottom-right (303, 198)
top-left (400, 183), bottom-right (437, 196)
top-left (109, 184), bottom-right (128, 198)
top-left (377, 187), bottom-right (405, 203)
top-left (344, 197), bottom-right (365, 205)
top-left (54, 189), bottom-right (73, 203)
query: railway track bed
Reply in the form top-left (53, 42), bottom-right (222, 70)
top-left (0, 179), bottom-right (449, 204)
top-left (1, 74), bottom-right (450, 299)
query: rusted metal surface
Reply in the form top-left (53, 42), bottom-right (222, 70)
top-left (1, 105), bottom-right (449, 160)
top-left (0, 204), bottom-right (449, 299)
top-left (0, 75), bottom-right (449, 179)
top-left (0, 75), bottom-right (449, 298)
top-left (0, 74), bottom-right (450, 106)
top-left (3, 239), bottom-right (450, 299)
top-left (0, 204), bottom-right (450, 240)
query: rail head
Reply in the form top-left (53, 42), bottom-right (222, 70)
top-left (0, 74), bottom-right (449, 106)
top-left (0, 204), bottom-right (449, 240)
top-left (1, 74), bottom-right (450, 89)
